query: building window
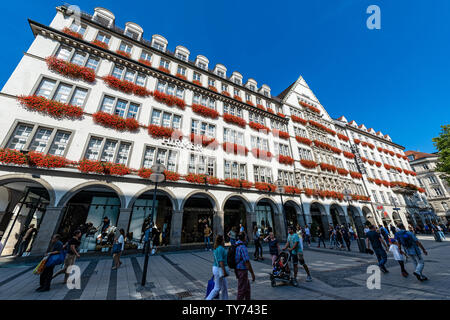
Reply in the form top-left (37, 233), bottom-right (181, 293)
top-left (234, 78), bottom-right (241, 86)
top-left (176, 52), bottom-right (187, 61)
top-left (192, 93), bottom-right (216, 110)
top-left (254, 166), bottom-right (273, 183)
top-left (152, 41), bottom-right (165, 51)
top-left (119, 42), bottom-right (133, 54)
top-left (294, 127), bottom-right (308, 138)
top-left (274, 143), bottom-right (291, 157)
top-left (100, 95), bottom-right (140, 119)
top-left (251, 136), bottom-right (269, 151)
top-left (223, 104), bottom-right (243, 117)
top-left (188, 154), bottom-right (216, 176)
top-left (95, 32), bottom-right (110, 45)
top-left (222, 83), bottom-right (228, 92)
top-left (234, 88), bottom-right (240, 97)
top-left (223, 128), bottom-right (244, 145)
top-left (159, 59), bottom-right (170, 70)
top-left (56, 46), bottom-right (100, 71)
top-left (278, 170), bottom-right (295, 186)
top-left (428, 176), bottom-right (437, 184)
top-left (193, 72), bottom-right (201, 82)
top-left (177, 65), bottom-right (186, 76)
top-left (125, 29), bottom-right (139, 40)
top-left (191, 120), bottom-right (216, 138)
top-left (111, 64), bottom-right (146, 86)
top-left (208, 78), bottom-right (215, 87)
top-left (217, 70), bottom-right (225, 78)
top-left (140, 51), bottom-right (152, 63)
top-left (271, 119), bottom-right (287, 132)
top-left (434, 188), bottom-right (444, 197)
top-left (156, 80), bottom-right (184, 99)
top-left (84, 136), bottom-right (131, 164)
top-left (197, 62), bottom-right (207, 70)
top-left (298, 147), bottom-right (313, 160)
top-left (224, 160), bottom-right (247, 180)
top-left (143, 146), bottom-right (178, 171)
top-left (249, 112), bottom-right (265, 125)
top-left (69, 21), bottom-right (86, 35)
top-left (150, 109), bottom-right (182, 129)
top-left (35, 78), bottom-right (88, 107)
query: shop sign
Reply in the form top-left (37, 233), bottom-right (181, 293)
top-left (162, 137), bottom-right (203, 152)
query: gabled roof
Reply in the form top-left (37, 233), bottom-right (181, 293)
top-left (405, 150), bottom-right (438, 161)
top-left (277, 81), bottom-right (297, 100)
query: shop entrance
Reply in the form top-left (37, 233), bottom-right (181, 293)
top-left (310, 203), bottom-right (329, 238)
top-left (348, 206), bottom-right (365, 239)
top-left (392, 210), bottom-right (403, 227)
top-left (284, 202), bottom-right (299, 229)
top-left (362, 207), bottom-right (376, 227)
top-left (330, 204), bottom-right (345, 227)
top-left (224, 197), bottom-right (247, 243)
top-left (57, 190), bottom-right (120, 252)
top-left (0, 184), bottom-right (50, 257)
top-left (255, 200), bottom-right (276, 238)
top-left (182, 195), bottom-right (215, 244)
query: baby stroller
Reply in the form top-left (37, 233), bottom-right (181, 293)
top-left (270, 252), bottom-right (291, 287)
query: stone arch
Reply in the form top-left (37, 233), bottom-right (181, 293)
top-left (127, 186), bottom-right (177, 210)
top-left (254, 196), bottom-right (280, 214)
top-left (56, 181), bottom-right (126, 208)
top-left (181, 190), bottom-right (219, 211)
top-left (347, 205), bottom-right (365, 238)
top-left (221, 193), bottom-right (252, 213)
top-left (330, 202), bottom-right (346, 226)
top-left (284, 199), bottom-right (304, 228)
top-left (362, 206), bottom-right (376, 226)
top-left (0, 174), bottom-right (56, 207)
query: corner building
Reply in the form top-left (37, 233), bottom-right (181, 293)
top-left (0, 6), bottom-right (426, 256)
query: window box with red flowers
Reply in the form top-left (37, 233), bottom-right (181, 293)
top-left (396, 153), bottom-right (402, 159)
top-left (78, 160), bottom-right (131, 176)
top-left (190, 133), bottom-right (218, 149)
top-left (418, 187), bottom-right (425, 193)
top-left (249, 121), bottom-right (270, 133)
top-left (91, 39), bottom-right (109, 50)
top-left (233, 95), bottom-right (242, 102)
top-left (320, 163), bottom-right (337, 173)
top-left (18, 95), bottom-right (84, 119)
top-left (256, 104), bottom-right (266, 111)
top-left (304, 188), bottom-right (319, 197)
top-left (222, 91), bottom-right (230, 97)
top-left (278, 155), bottom-right (294, 165)
top-left (185, 173), bottom-right (207, 184)
top-left (384, 164), bottom-right (392, 170)
top-left (175, 73), bottom-right (187, 80)
top-left (153, 91), bottom-right (185, 109)
top-left (208, 85), bottom-right (218, 92)
top-left (192, 80), bottom-right (202, 86)
top-left (277, 112), bottom-right (285, 118)
top-left (284, 186), bottom-right (302, 194)
top-left (395, 167), bottom-right (403, 173)
top-left (267, 108), bottom-right (275, 114)
top-left (116, 50), bottom-right (131, 58)
top-left (158, 66), bottom-right (170, 74)
top-left (103, 75), bottom-right (152, 97)
top-left (138, 59), bottom-right (152, 67)
top-left (164, 170), bottom-right (180, 181)
top-left (93, 111), bottom-right (139, 132)
top-left (299, 101), bottom-right (321, 114)
top-left (291, 115), bottom-right (307, 125)
top-left (300, 159), bottom-right (318, 169)
top-left (223, 113), bottom-right (246, 128)
top-left (246, 101), bottom-right (254, 107)
top-left (251, 148), bottom-right (272, 161)
top-left (367, 143), bottom-right (375, 149)
top-left (255, 182), bottom-right (277, 193)
top-left (272, 129), bottom-right (289, 140)
top-left (368, 159), bottom-right (375, 166)
top-left (224, 178), bottom-right (252, 189)
top-left (296, 136), bottom-right (312, 146)
top-left (148, 124), bottom-right (182, 139)
top-left (0, 148), bottom-right (28, 165)
top-left (138, 168), bottom-right (152, 179)
top-left (350, 171), bottom-right (363, 179)
top-left (62, 27), bottom-right (83, 39)
top-left (308, 120), bottom-right (335, 136)
top-left (377, 147), bottom-right (383, 152)
top-left (27, 152), bottom-right (70, 169)
top-left (337, 168), bottom-right (349, 176)
top-left (354, 139), bottom-right (361, 145)
top-left (153, 91), bottom-right (186, 110)
top-left (46, 56), bottom-right (96, 83)
top-left (343, 151), bottom-right (355, 159)
top-left (222, 142), bottom-right (249, 156)
top-left (375, 161), bottom-right (382, 167)
top-left (361, 157), bottom-right (368, 163)
top-left (388, 151), bottom-right (395, 156)
top-left (337, 133), bottom-right (350, 142)
top-left (192, 104), bottom-right (219, 119)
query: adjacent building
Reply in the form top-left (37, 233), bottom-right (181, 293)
top-left (0, 6), bottom-right (426, 257)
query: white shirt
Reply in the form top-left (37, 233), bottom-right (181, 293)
top-left (305, 228), bottom-right (310, 236)
top-left (118, 234), bottom-right (124, 251)
top-left (389, 244), bottom-right (404, 261)
top-left (364, 227), bottom-right (370, 234)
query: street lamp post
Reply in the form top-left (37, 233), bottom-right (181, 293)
top-left (141, 164), bottom-right (166, 286)
top-left (276, 179), bottom-right (288, 237)
top-left (344, 189), bottom-right (366, 253)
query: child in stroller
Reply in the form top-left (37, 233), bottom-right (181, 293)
top-left (270, 251), bottom-right (291, 287)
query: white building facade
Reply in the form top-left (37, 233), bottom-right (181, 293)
top-left (0, 6), bottom-right (426, 257)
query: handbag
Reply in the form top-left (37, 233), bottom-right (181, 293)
top-left (112, 243), bottom-right (122, 254)
top-left (46, 251), bottom-right (65, 267)
top-left (33, 257), bottom-right (48, 275)
top-left (205, 276), bottom-right (219, 299)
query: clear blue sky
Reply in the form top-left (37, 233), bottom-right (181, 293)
top-left (0, 0), bottom-right (448, 153)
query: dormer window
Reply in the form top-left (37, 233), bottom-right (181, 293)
top-left (93, 8), bottom-right (115, 27)
top-left (198, 62), bottom-right (207, 70)
top-left (152, 41), bottom-right (165, 51)
top-left (69, 21), bottom-right (86, 36)
top-left (234, 78), bottom-right (241, 85)
top-left (217, 70), bottom-right (225, 78)
top-left (176, 52), bottom-right (187, 61)
top-left (408, 155), bottom-right (415, 161)
top-left (249, 85), bottom-right (256, 91)
top-left (125, 29), bottom-right (139, 40)
top-left (264, 90), bottom-right (269, 97)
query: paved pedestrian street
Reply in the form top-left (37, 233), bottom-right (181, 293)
top-left (0, 236), bottom-right (449, 300)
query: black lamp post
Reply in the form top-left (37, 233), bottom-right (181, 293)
top-left (276, 179), bottom-right (288, 237)
top-left (141, 164), bottom-right (166, 286)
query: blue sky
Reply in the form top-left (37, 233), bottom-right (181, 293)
top-left (0, 0), bottom-right (448, 153)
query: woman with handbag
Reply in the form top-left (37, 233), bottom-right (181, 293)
top-left (36, 234), bottom-right (64, 292)
top-left (112, 229), bottom-right (125, 270)
top-left (205, 235), bottom-right (229, 300)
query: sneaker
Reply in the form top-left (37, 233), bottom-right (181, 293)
top-left (413, 272), bottom-right (423, 281)
top-left (401, 271), bottom-right (408, 278)
top-left (305, 275), bottom-right (313, 282)
top-left (421, 275), bottom-right (428, 281)
top-left (380, 266), bottom-right (388, 273)
top-left (291, 278), bottom-right (299, 287)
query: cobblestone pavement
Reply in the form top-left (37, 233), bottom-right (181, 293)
top-left (0, 236), bottom-right (448, 300)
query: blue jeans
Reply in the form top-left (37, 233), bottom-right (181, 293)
top-left (374, 248), bottom-right (387, 267)
top-left (409, 254), bottom-right (424, 276)
top-left (204, 236), bottom-right (211, 249)
top-left (438, 231), bottom-right (445, 240)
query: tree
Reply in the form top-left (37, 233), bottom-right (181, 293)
top-left (432, 125), bottom-right (450, 184)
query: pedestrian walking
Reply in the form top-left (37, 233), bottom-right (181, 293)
top-left (17, 224), bottom-right (37, 256)
top-left (36, 234), bottom-right (64, 292)
top-left (53, 230), bottom-right (81, 284)
top-left (328, 225), bottom-right (336, 249)
top-left (342, 226), bottom-right (351, 251)
top-left (234, 232), bottom-right (255, 300)
top-left (282, 226), bottom-right (312, 286)
top-left (253, 226), bottom-right (263, 261)
top-left (264, 232), bottom-right (280, 266)
top-left (204, 224), bottom-right (212, 251)
top-left (388, 238), bottom-right (408, 277)
top-left (348, 225), bottom-right (355, 241)
top-left (112, 229), bottom-right (125, 270)
top-left (151, 225), bottom-right (160, 255)
top-left (379, 225), bottom-right (390, 244)
top-left (227, 226), bottom-right (238, 245)
top-left (335, 226), bottom-right (344, 250)
top-left (304, 225), bottom-right (311, 247)
top-left (390, 224), bottom-right (397, 236)
top-left (206, 235), bottom-right (229, 300)
top-left (365, 224), bottom-right (389, 273)
top-left (316, 226), bottom-right (326, 248)
top-left (395, 224), bottom-right (428, 281)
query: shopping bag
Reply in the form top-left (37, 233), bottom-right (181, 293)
top-left (205, 276), bottom-right (219, 299)
top-left (46, 251), bottom-right (66, 267)
top-left (33, 257), bottom-right (47, 275)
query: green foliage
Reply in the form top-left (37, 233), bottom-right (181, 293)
top-left (432, 125), bottom-right (450, 184)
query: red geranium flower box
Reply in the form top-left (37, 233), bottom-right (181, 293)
top-left (164, 170), bottom-right (180, 181)
top-left (291, 115), bottom-right (307, 125)
top-left (138, 168), bottom-right (152, 179)
top-left (350, 171), bottom-right (363, 179)
top-left (62, 27), bottom-right (83, 39)
top-left (222, 142), bottom-right (249, 156)
top-left (0, 148), bottom-right (28, 165)
top-left (223, 179), bottom-right (252, 189)
top-left (256, 104), bottom-right (266, 111)
top-left (27, 152), bottom-right (70, 168)
top-left (246, 101), bottom-right (254, 107)
top-left (116, 50), bottom-right (131, 59)
top-left (209, 86), bottom-right (218, 92)
top-left (278, 155), bottom-right (294, 165)
top-left (233, 95), bottom-right (242, 102)
top-left (93, 111), bottom-right (140, 132)
top-left (299, 101), bottom-right (321, 114)
top-left (272, 129), bottom-right (290, 140)
top-left (267, 108), bottom-right (274, 114)
top-left (103, 75), bottom-right (152, 97)
top-left (185, 173), bottom-right (208, 184)
top-left (158, 66), bottom-right (170, 74)
top-left (375, 161), bottom-right (382, 167)
top-left (78, 160), bottom-right (131, 176)
top-left (251, 148), bottom-right (272, 161)
top-left (223, 113), bottom-right (247, 128)
top-left (354, 139), bottom-right (361, 145)
top-left (343, 151), bottom-right (355, 159)
top-left (337, 133), bottom-right (350, 142)
top-left (193, 80), bottom-right (202, 86)
top-left (222, 91), bottom-right (230, 97)
top-left (284, 186), bottom-right (302, 194)
top-left (138, 59), bottom-right (152, 67)
top-left (300, 159), bottom-right (318, 169)
top-left (175, 73), bottom-right (187, 80)
top-left (91, 39), bottom-right (109, 50)
top-left (255, 182), bottom-right (277, 193)
top-left (153, 90), bottom-right (186, 110)
top-left (249, 121), bottom-right (270, 133)
top-left (18, 95), bottom-right (83, 119)
top-left (148, 124), bottom-right (182, 140)
top-left (277, 112), bottom-right (285, 118)
top-left (192, 104), bottom-right (219, 119)
top-left (337, 168), bottom-right (349, 176)
top-left (384, 164), bottom-right (392, 170)
top-left (296, 136), bottom-right (312, 146)
top-left (46, 56), bottom-right (96, 83)
top-left (190, 133), bottom-right (219, 149)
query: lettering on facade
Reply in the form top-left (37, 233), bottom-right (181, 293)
top-left (350, 144), bottom-right (367, 175)
top-left (161, 138), bottom-right (203, 152)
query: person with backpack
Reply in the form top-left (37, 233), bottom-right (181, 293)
top-left (379, 225), bottom-right (390, 244)
top-left (395, 224), bottom-right (428, 281)
top-left (341, 226), bottom-right (351, 251)
top-left (53, 230), bottom-right (81, 284)
top-left (36, 234), bottom-right (64, 292)
top-left (365, 225), bottom-right (389, 273)
top-left (206, 235), bottom-right (229, 300)
top-left (228, 232), bottom-right (255, 300)
top-left (316, 226), bottom-right (326, 248)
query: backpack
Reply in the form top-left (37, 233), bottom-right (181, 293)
top-left (397, 230), bottom-right (414, 248)
top-left (227, 243), bottom-right (242, 269)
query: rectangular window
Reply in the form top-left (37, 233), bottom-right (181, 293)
top-left (6, 124), bottom-right (34, 150)
top-left (56, 46), bottom-right (72, 61)
top-left (177, 66), bottom-right (186, 76)
top-left (69, 22), bottom-right (86, 35)
top-left (191, 120), bottom-right (216, 138)
top-left (119, 42), bottom-right (132, 53)
top-left (48, 131), bottom-right (71, 156)
top-left (224, 160), bottom-right (246, 180)
top-left (100, 95), bottom-right (140, 119)
top-left (176, 52), bottom-right (187, 61)
top-left (35, 78), bottom-right (88, 107)
top-left (140, 51), bottom-right (152, 62)
top-left (152, 41), bottom-right (165, 51)
top-left (96, 32), bottom-right (110, 44)
top-left (85, 136), bottom-right (132, 164)
top-left (254, 166), bottom-right (272, 183)
top-left (160, 59), bottom-right (170, 69)
top-left (151, 109), bottom-right (181, 128)
top-left (193, 72), bottom-right (201, 81)
top-left (143, 145), bottom-right (178, 171)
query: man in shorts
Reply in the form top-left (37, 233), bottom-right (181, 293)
top-left (283, 226), bottom-right (312, 286)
